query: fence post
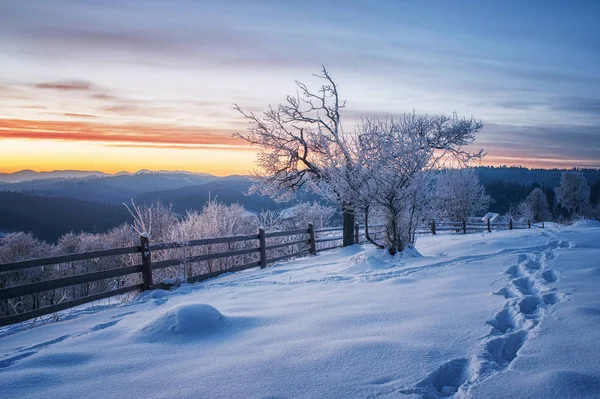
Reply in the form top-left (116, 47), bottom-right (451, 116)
top-left (528, 220), bottom-right (531, 229)
top-left (462, 218), bottom-right (466, 234)
top-left (258, 228), bottom-right (267, 268)
top-left (542, 221), bottom-right (544, 228)
top-left (487, 217), bottom-right (491, 233)
top-left (431, 219), bottom-right (436, 235)
top-left (140, 233), bottom-right (153, 291)
top-left (509, 218), bottom-right (513, 230)
top-left (354, 222), bottom-right (360, 244)
top-left (308, 223), bottom-right (317, 255)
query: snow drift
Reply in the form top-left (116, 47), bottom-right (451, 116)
top-left (134, 303), bottom-right (224, 342)
top-left (1, 223), bottom-right (600, 399)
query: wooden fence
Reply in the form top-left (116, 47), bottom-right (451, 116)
top-left (358, 218), bottom-right (535, 238)
top-left (0, 218), bottom-right (535, 327)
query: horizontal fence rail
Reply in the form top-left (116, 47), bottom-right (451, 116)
top-left (149, 234), bottom-right (258, 251)
top-left (0, 217), bottom-right (536, 327)
top-left (0, 265), bottom-right (143, 301)
top-left (0, 246), bottom-right (141, 273)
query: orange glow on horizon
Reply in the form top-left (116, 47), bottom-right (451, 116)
top-left (0, 117), bottom-right (260, 176)
top-left (0, 139), bottom-right (258, 176)
top-left (1, 118), bottom-right (597, 176)
top-left (1, 138), bottom-right (596, 175)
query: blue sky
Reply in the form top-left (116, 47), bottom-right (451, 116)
top-left (0, 0), bottom-right (598, 171)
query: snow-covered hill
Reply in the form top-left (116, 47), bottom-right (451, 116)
top-left (1, 222), bottom-right (600, 398)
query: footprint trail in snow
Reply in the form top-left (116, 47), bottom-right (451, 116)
top-left (398, 238), bottom-right (564, 398)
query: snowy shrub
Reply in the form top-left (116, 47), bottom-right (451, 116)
top-left (162, 199), bottom-right (259, 280)
top-left (255, 209), bottom-right (282, 230)
top-left (124, 199), bottom-right (178, 243)
top-left (0, 233), bottom-right (51, 317)
top-left (100, 224), bottom-right (141, 292)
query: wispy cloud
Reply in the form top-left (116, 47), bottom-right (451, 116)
top-left (0, 118), bottom-right (245, 149)
top-left (63, 113), bottom-right (98, 118)
top-left (33, 80), bottom-right (92, 91)
top-left (476, 123), bottom-right (600, 168)
top-left (90, 93), bottom-right (121, 101)
top-left (0, 1), bottom-right (598, 170)
top-left (19, 105), bottom-right (47, 109)
top-left (101, 104), bottom-right (176, 118)
top-left (550, 97), bottom-right (600, 114)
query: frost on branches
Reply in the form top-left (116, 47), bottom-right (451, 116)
top-left (554, 171), bottom-right (591, 218)
top-left (233, 67), bottom-right (349, 201)
top-left (518, 188), bottom-right (551, 223)
top-left (235, 67), bottom-right (484, 254)
top-left (434, 168), bottom-right (491, 223)
top-left (234, 67), bottom-right (358, 246)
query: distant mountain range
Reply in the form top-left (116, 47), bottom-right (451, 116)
top-left (0, 169), bottom-right (108, 183)
top-left (0, 171), bottom-right (320, 241)
top-left (0, 167), bottom-right (598, 242)
top-left (0, 169), bottom-right (213, 183)
top-left (0, 171), bottom-right (218, 203)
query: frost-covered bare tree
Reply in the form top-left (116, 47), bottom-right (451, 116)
top-left (354, 116), bottom-right (484, 253)
top-left (554, 171), bottom-right (591, 218)
top-left (518, 187), bottom-right (551, 223)
top-left (434, 168), bottom-right (491, 223)
top-left (234, 67), bottom-right (358, 245)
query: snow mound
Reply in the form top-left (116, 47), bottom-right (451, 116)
top-left (402, 245), bottom-right (424, 258)
top-left (571, 219), bottom-right (600, 228)
top-left (134, 303), bottom-right (224, 342)
top-left (343, 246), bottom-right (422, 273)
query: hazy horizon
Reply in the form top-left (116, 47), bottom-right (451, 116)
top-left (2, 164), bottom-right (600, 178)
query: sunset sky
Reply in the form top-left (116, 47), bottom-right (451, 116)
top-left (1, 0), bottom-right (599, 175)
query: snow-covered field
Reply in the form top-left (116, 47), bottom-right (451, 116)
top-left (1, 222), bottom-right (600, 398)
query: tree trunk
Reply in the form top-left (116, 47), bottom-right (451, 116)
top-left (363, 205), bottom-right (384, 249)
top-left (342, 205), bottom-right (355, 247)
top-left (386, 210), bottom-right (404, 255)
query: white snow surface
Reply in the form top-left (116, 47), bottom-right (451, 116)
top-left (2, 224), bottom-right (600, 398)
